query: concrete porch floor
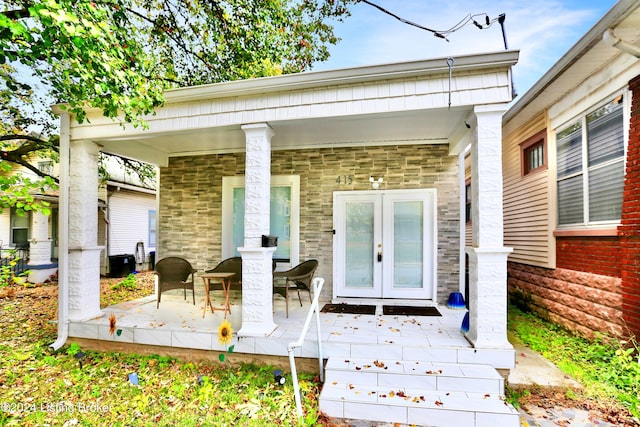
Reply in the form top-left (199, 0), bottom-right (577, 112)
top-left (67, 287), bottom-right (515, 371)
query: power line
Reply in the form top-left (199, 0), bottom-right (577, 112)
top-left (360, 0), bottom-right (502, 42)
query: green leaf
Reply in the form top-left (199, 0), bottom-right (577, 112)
top-left (218, 353), bottom-right (225, 363)
top-left (227, 345), bottom-right (235, 353)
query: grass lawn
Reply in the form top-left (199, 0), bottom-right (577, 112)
top-left (3, 272), bottom-right (639, 426)
top-left (0, 272), bottom-right (324, 426)
top-left (507, 305), bottom-right (640, 426)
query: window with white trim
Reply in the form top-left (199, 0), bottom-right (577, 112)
top-left (222, 175), bottom-right (300, 268)
top-left (556, 94), bottom-right (626, 226)
top-left (10, 208), bottom-right (30, 246)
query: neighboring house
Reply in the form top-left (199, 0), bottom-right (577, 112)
top-left (501, 0), bottom-right (640, 340)
top-left (0, 157), bottom-right (60, 283)
top-left (98, 156), bottom-right (158, 276)
top-left (0, 154), bottom-right (157, 282)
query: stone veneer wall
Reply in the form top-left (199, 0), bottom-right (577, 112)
top-left (158, 144), bottom-right (461, 304)
top-left (508, 261), bottom-right (623, 338)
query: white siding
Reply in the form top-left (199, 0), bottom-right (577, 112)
top-left (502, 112), bottom-right (553, 267)
top-left (0, 210), bottom-right (10, 247)
top-left (107, 189), bottom-right (156, 265)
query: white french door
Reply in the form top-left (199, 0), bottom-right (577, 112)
top-left (333, 189), bottom-right (437, 300)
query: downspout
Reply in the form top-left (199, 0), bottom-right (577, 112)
top-left (50, 111), bottom-right (70, 351)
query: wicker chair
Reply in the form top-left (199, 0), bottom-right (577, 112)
top-left (273, 259), bottom-right (318, 317)
top-left (205, 257), bottom-right (277, 291)
top-left (154, 257), bottom-right (196, 308)
top-left (205, 257), bottom-right (243, 291)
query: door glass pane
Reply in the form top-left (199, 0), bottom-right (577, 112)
top-left (345, 202), bottom-right (374, 288)
top-left (393, 201), bottom-right (423, 289)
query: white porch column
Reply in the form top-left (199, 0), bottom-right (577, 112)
top-left (238, 123), bottom-right (277, 337)
top-left (27, 209), bottom-right (55, 283)
top-left (465, 104), bottom-right (513, 349)
top-left (68, 140), bottom-right (103, 321)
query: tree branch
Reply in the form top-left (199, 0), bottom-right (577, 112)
top-left (1, 9), bottom-right (31, 20)
top-left (0, 150), bottom-right (59, 183)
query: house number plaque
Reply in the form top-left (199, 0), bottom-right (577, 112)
top-left (335, 175), bottom-right (354, 185)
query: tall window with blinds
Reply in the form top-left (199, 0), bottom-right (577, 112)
top-left (556, 94), bottom-right (626, 226)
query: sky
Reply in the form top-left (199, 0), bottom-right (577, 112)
top-left (316, 0), bottom-right (619, 97)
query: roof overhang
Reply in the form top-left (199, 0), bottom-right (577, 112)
top-left (58, 50), bottom-right (519, 166)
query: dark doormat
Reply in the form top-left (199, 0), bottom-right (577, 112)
top-left (321, 304), bottom-right (376, 315)
top-left (382, 305), bottom-right (441, 316)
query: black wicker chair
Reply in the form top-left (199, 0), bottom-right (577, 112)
top-left (273, 259), bottom-right (318, 317)
top-left (154, 257), bottom-right (196, 308)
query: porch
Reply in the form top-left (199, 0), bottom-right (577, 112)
top-left (68, 284), bottom-right (514, 370)
top-left (68, 284), bottom-right (518, 425)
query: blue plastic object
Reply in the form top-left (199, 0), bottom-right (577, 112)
top-left (460, 311), bottom-right (470, 334)
top-left (447, 292), bottom-right (466, 309)
top-left (128, 372), bottom-right (139, 385)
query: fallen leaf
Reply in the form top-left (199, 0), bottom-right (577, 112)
top-left (109, 313), bottom-right (117, 335)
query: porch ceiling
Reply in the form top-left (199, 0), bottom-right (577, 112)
top-left (98, 107), bottom-right (470, 164)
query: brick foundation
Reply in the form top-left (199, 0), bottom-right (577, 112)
top-left (508, 262), bottom-right (623, 338)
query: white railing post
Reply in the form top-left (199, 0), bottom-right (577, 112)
top-left (287, 277), bottom-right (324, 419)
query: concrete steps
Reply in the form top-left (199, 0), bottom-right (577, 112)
top-left (319, 357), bottom-right (519, 427)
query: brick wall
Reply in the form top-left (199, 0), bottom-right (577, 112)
top-left (508, 262), bottom-right (623, 338)
top-left (618, 74), bottom-right (640, 340)
top-left (158, 144), bottom-right (461, 304)
top-left (556, 236), bottom-right (622, 278)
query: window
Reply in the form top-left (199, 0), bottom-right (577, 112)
top-left (10, 208), bottom-right (30, 246)
top-left (520, 130), bottom-right (547, 176)
top-left (222, 176), bottom-right (300, 268)
top-left (37, 161), bottom-right (53, 175)
top-left (148, 210), bottom-right (156, 248)
top-left (556, 94), bottom-right (626, 226)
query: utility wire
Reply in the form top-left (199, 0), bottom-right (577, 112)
top-left (361, 0), bottom-right (501, 42)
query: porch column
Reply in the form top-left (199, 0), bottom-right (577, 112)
top-left (465, 104), bottom-right (513, 349)
top-left (238, 123), bottom-right (277, 337)
top-left (68, 140), bottom-right (103, 321)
